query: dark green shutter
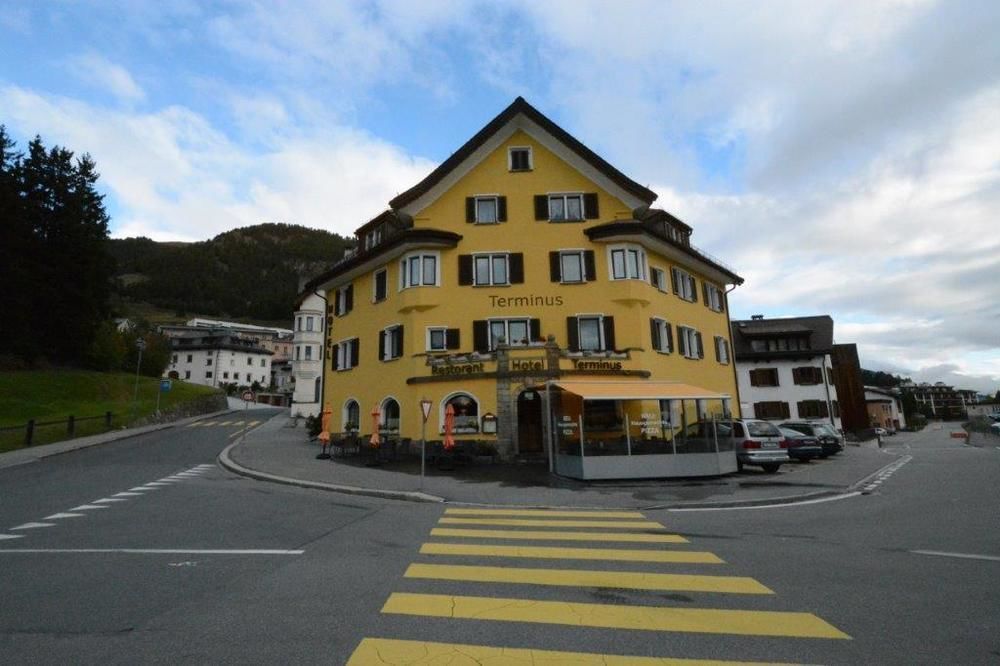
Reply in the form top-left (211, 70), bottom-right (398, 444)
top-left (473, 320), bottom-right (489, 353)
top-left (509, 253), bottom-right (524, 284)
top-left (331, 344), bottom-right (339, 370)
top-left (689, 276), bottom-right (698, 303)
top-left (695, 331), bottom-right (704, 358)
top-left (671, 269), bottom-right (680, 295)
top-left (534, 195), bottom-right (548, 220)
top-left (583, 193), bottom-right (599, 219)
top-left (497, 196), bottom-right (507, 222)
top-left (703, 282), bottom-right (710, 307)
top-left (350, 338), bottom-right (359, 367)
top-left (665, 323), bottom-right (674, 353)
top-left (584, 250), bottom-right (596, 281)
top-left (549, 252), bottom-right (560, 282)
top-left (566, 317), bottom-right (579, 352)
top-left (345, 284), bottom-right (354, 312)
top-left (445, 328), bottom-right (460, 350)
top-left (465, 197), bottom-right (475, 223)
top-left (602, 316), bottom-right (616, 351)
top-left (458, 255), bottom-right (473, 286)
top-left (394, 326), bottom-right (403, 359)
top-left (650, 319), bottom-right (660, 351)
top-left (530, 318), bottom-right (541, 341)
top-left (378, 330), bottom-right (386, 361)
top-left (678, 328), bottom-right (687, 356)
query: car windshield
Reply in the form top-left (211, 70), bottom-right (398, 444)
top-left (816, 424), bottom-right (840, 437)
top-left (747, 421), bottom-right (780, 437)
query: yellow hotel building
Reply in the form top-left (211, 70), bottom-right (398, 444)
top-left (304, 98), bottom-right (745, 479)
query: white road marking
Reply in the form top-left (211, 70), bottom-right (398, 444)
top-left (70, 505), bottom-right (108, 511)
top-left (0, 548), bottom-right (304, 555)
top-left (0, 534), bottom-right (26, 540)
top-left (669, 491), bottom-right (862, 512)
top-left (44, 513), bottom-right (85, 520)
top-left (93, 498), bottom-right (128, 503)
top-left (143, 482), bottom-right (170, 486)
top-left (113, 492), bottom-right (143, 497)
top-left (911, 550), bottom-right (1000, 563)
top-left (11, 522), bottom-right (56, 530)
top-left (129, 487), bottom-right (153, 492)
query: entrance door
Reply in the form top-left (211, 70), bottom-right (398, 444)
top-left (517, 390), bottom-right (543, 454)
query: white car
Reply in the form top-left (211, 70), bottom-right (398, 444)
top-left (874, 427), bottom-right (888, 437)
top-left (990, 422), bottom-right (1000, 433)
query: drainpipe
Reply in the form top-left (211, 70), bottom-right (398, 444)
top-left (315, 290), bottom-right (329, 417)
top-left (821, 353), bottom-right (835, 428)
top-left (723, 286), bottom-right (744, 417)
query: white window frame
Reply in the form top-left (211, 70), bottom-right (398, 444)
top-left (382, 324), bottom-right (402, 362)
top-left (508, 146), bottom-right (532, 171)
top-left (705, 283), bottom-right (724, 312)
top-left (715, 335), bottom-right (730, 364)
top-left (608, 244), bottom-right (647, 281)
top-left (651, 317), bottom-right (672, 353)
top-left (440, 391), bottom-right (482, 434)
top-left (426, 326), bottom-right (448, 352)
top-left (472, 252), bottom-right (510, 286)
top-left (473, 195), bottom-right (500, 224)
top-left (577, 314), bottom-right (606, 352)
top-left (487, 317), bottom-right (532, 349)
top-left (337, 338), bottom-right (356, 371)
top-left (651, 267), bottom-right (667, 292)
top-left (678, 325), bottom-right (701, 360)
top-left (342, 398), bottom-right (361, 431)
top-left (558, 250), bottom-right (586, 284)
top-left (672, 267), bottom-right (697, 301)
top-left (399, 251), bottom-right (440, 290)
top-left (372, 267), bottom-right (388, 303)
top-left (335, 285), bottom-right (351, 316)
top-left (379, 396), bottom-right (401, 433)
top-left (548, 193), bottom-right (584, 221)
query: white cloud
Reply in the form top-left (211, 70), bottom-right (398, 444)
top-left (68, 53), bottom-right (146, 103)
top-left (0, 86), bottom-right (435, 242)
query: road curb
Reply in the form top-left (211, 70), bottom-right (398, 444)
top-left (218, 441), bottom-right (446, 504)
top-left (0, 408), bottom-right (237, 470)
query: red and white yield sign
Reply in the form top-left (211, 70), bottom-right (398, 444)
top-left (241, 390), bottom-right (255, 403)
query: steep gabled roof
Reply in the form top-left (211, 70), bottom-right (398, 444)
top-left (388, 97), bottom-right (658, 211)
top-left (730, 315), bottom-right (835, 359)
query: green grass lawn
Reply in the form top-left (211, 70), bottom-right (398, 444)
top-left (0, 369), bottom-right (221, 452)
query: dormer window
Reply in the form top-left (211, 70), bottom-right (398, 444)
top-left (508, 146), bottom-right (532, 171)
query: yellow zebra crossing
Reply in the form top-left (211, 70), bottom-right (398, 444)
top-left (346, 506), bottom-right (850, 664)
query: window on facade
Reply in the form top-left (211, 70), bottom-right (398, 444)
top-left (343, 399), bottom-right (360, 431)
top-left (380, 325), bottom-right (403, 361)
top-left (474, 253), bottom-right (509, 286)
top-left (704, 283), bottom-right (724, 312)
top-left (793, 366), bottom-right (823, 385)
top-left (477, 197), bottom-right (498, 224)
top-left (578, 316), bottom-right (603, 351)
top-left (247, 357), bottom-right (253, 366)
top-left (427, 327), bottom-right (460, 352)
top-left (205, 371), bottom-right (213, 379)
top-left (401, 253), bottom-right (438, 288)
top-left (206, 358), bottom-right (213, 366)
top-left (490, 318), bottom-right (530, 348)
top-left (509, 147), bottom-right (531, 171)
top-left (650, 318), bottom-right (673, 353)
top-left (380, 398), bottom-right (400, 433)
top-left (304, 346), bottom-right (312, 360)
top-left (565, 315), bottom-right (614, 352)
top-left (446, 393), bottom-right (480, 433)
top-left (184, 370), bottom-right (191, 379)
top-left (295, 346), bottom-right (300, 361)
top-left (715, 336), bottom-right (730, 364)
top-left (549, 194), bottom-right (583, 221)
top-left (296, 316), bottom-right (302, 331)
top-left (675, 326), bottom-right (703, 360)
top-left (583, 400), bottom-right (620, 430)
top-left (306, 317), bottom-right (314, 331)
top-left (651, 267), bottom-right (666, 291)
top-left (223, 372), bottom-right (229, 379)
top-left (749, 368), bottom-right (780, 387)
top-left (333, 338), bottom-right (359, 371)
top-left (373, 268), bottom-right (387, 303)
top-left (186, 354), bottom-right (192, 363)
top-left (797, 400), bottom-right (830, 419)
top-left (671, 268), bottom-right (698, 302)
top-left (610, 246), bottom-right (647, 280)
top-left (754, 401), bottom-right (790, 420)
top-left (335, 284), bottom-right (354, 316)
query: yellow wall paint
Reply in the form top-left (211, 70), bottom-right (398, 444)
top-left (321, 128), bottom-right (741, 446)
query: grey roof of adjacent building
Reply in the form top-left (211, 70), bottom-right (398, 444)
top-left (731, 315), bottom-right (835, 360)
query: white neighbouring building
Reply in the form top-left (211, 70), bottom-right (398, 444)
top-left (730, 315), bottom-right (841, 429)
top-left (290, 290), bottom-right (326, 417)
top-left (165, 331), bottom-right (273, 389)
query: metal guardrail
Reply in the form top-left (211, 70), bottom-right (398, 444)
top-left (0, 412), bottom-right (114, 447)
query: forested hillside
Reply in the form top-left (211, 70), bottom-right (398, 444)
top-left (109, 223), bottom-right (353, 322)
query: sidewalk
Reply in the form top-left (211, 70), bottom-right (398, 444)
top-left (221, 412), bottom-right (898, 509)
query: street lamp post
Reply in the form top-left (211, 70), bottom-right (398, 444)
top-left (131, 338), bottom-right (147, 426)
top-left (419, 397), bottom-right (433, 490)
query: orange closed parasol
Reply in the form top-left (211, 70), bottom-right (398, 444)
top-left (443, 403), bottom-right (456, 451)
top-left (369, 408), bottom-right (381, 449)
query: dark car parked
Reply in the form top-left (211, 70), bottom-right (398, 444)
top-left (781, 421), bottom-right (844, 457)
top-left (778, 426), bottom-right (823, 461)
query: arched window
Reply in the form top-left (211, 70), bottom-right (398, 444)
top-left (380, 397), bottom-right (400, 433)
top-left (343, 399), bottom-right (360, 432)
top-left (444, 392), bottom-right (480, 433)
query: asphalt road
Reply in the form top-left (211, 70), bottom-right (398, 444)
top-left (0, 414), bottom-right (997, 664)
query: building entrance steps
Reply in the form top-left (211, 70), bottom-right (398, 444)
top-left (219, 411), bottom-right (900, 509)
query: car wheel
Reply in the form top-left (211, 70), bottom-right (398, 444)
top-left (736, 458), bottom-right (744, 472)
top-left (762, 463), bottom-right (781, 474)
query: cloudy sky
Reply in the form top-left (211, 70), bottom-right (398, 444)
top-left (2, 1), bottom-right (998, 393)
